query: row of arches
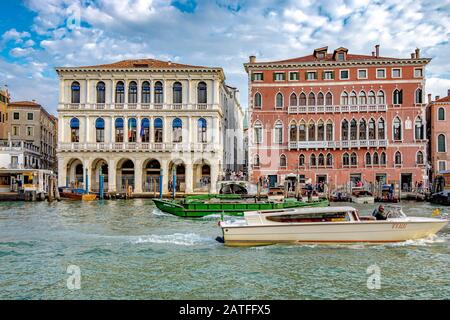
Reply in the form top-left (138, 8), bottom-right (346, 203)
top-left (69, 117), bottom-right (208, 143)
top-left (70, 81), bottom-right (208, 105)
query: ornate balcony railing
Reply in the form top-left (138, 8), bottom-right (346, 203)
top-left (288, 104), bottom-right (387, 114)
top-left (288, 139), bottom-right (388, 150)
top-left (58, 103), bottom-right (218, 111)
top-left (58, 142), bottom-right (219, 153)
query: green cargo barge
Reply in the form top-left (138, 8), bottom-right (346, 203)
top-left (153, 194), bottom-right (329, 218)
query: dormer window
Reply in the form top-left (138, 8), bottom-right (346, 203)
top-left (337, 52), bottom-right (345, 61)
top-left (317, 52), bottom-right (325, 59)
top-left (313, 47), bottom-right (328, 60)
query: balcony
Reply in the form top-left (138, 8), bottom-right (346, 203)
top-left (58, 103), bottom-right (219, 111)
top-left (58, 142), bottom-right (219, 153)
top-left (288, 139), bottom-right (388, 150)
top-left (287, 104), bottom-right (387, 114)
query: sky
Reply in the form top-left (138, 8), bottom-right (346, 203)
top-left (0, 0), bottom-right (450, 115)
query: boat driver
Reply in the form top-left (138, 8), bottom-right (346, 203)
top-left (372, 205), bottom-right (387, 220)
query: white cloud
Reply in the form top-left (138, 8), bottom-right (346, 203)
top-left (2, 29), bottom-right (31, 43)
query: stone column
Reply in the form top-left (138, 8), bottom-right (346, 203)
top-left (210, 160), bottom-right (218, 193)
top-left (137, 116), bottom-right (142, 143)
top-left (57, 157), bottom-right (66, 187)
top-left (134, 158), bottom-right (143, 193)
top-left (185, 162), bottom-right (194, 193)
top-left (85, 116), bottom-right (90, 143)
top-left (83, 159), bottom-right (92, 192)
top-left (108, 158), bottom-right (117, 192)
top-left (110, 116), bottom-right (115, 143)
top-left (161, 159), bottom-right (169, 194)
top-left (124, 116), bottom-right (129, 143)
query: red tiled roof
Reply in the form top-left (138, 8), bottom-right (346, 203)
top-left (263, 53), bottom-right (401, 64)
top-left (8, 101), bottom-right (41, 107)
top-left (75, 59), bottom-right (210, 69)
top-left (435, 95), bottom-right (450, 103)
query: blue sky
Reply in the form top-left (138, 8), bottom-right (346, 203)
top-left (1, 0), bottom-right (450, 115)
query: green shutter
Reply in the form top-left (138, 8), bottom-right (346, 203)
top-left (273, 73), bottom-right (276, 81)
top-left (322, 72), bottom-right (325, 80)
top-left (282, 73), bottom-right (286, 80)
top-left (331, 71), bottom-right (335, 79)
top-left (261, 73), bottom-right (264, 81)
top-left (314, 72), bottom-right (318, 80)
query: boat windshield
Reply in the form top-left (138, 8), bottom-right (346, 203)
top-left (266, 211), bottom-right (350, 223)
top-left (384, 206), bottom-right (406, 219)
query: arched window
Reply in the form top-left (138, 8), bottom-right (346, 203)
top-left (341, 91), bottom-right (349, 105)
top-left (318, 153), bottom-right (325, 167)
top-left (350, 119), bottom-right (357, 140)
top-left (393, 117), bottom-right (402, 140)
top-left (377, 90), bottom-right (385, 104)
top-left (350, 91), bottom-right (357, 105)
top-left (365, 152), bottom-right (372, 165)
top-left (115, 81), bottom-right (125, 103)
top-left (368, 118), bottom-right (376, 140)
top-left (378, 118), bottom-right (385, 139)
top-left (95, 118), bottom-right (105, 143)
top-left (289, 122), bottom-right (297, 142)
top-left (438, 108), bottom-right (445, 121)
top-left (415, 88), bottom-right (423, 104)
top-left (289, 93), bottom-right (297, 106)
top-left (254, 92), bottom-right (262, 108)
top-left (299, 93), bottom-right (307, 106)
top-left (368, 91), bottom-right (376, 105)
top-left (299, 154), bottom-right (305, 167)
top-left (71, 82), bottom-right (80, 104)
top-left (359, 91), bottom-right (367, 105)
top-left (395, 151), bottom-right (402, 165)
top-left (310, 154), bottom-right (317, 166)
top-left (173, 82), bottom-right (182, 104)
top-left (96, 81), bottom-right (105, 104)
top-left (325, 92), bottom-right (333, 105)
top-left (141, 118), bottom-right (150, 143)
top-left (380, 152), bottom-right (387, 165)
top-left (142, 81), bottom-right (150, 104)
top-left (128, 118), bottom-right (137, 142)
top-left (326, 120), bottom-right (333, 141)
top-left (343, 153), bottom-right (350, 166)
top-left (254, 155), bottom-right (260, 167)
top-left (172, 118), bottom-right (183, 142)
top-left (198, 118), bottom-right (207, 143)
top-left (438, 134), bottom-right (446, 152)
top-left (308, 121), bottom-right (316, 141)
top-left (154, 81), bottom-right (163, 104)
top-left (308, 92), bottom-right (315, 105)
top-left (154, 118), bottom-right (163, 143)
top-left (359, 119), bottom-right (367, 140)
top-left (276, 93), bottom-right (283, 108)
top-left (317, 92), bottom-right (324, 105)
top-left (128, 81), bottom-right (138, 103)
top-left (317, 120), bottom-right (325, 141)
top-left (350, 152), bottom-right (357, 166)
top-left (280, 154), bottom-right (287, 168)
top-left (274, 121), bottom-right (283, 144)
top-left (393, 89), bottom-right (403, 104)
top-left (416, 151), bottom-right (424, 165)
top-left (415, 117), bottom-right (424, 140)
top-left (70, 118), bottom-right (80, 142)
top-left (373, 152), bottom-right (379, 165)
top-left (254, 121), bottom-right (263, 144)
top-left (342, 120), bottom-right (349, 140)
top-left (298, 121), bottom-right (306, 141)
top-left (115, 118), bottom-right (124, 142)
top-left (326, 153), bottom-right (333, 167)
top-left (197, 82), bottom-right (207, 104)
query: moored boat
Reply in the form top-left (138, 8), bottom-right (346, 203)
top-left (59, 187), bottom-right (97, 201)
top-left (153, 194), bottom-right (329, 217)
top-left (351, 188), bottom-right (375, 204)
top-left (218, 205), bottom-right (449, 246)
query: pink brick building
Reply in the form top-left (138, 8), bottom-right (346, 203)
top-left (245, 46), bottom-right (430, 190)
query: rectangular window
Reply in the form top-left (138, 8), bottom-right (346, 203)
top-left (27, 127), bottom-right (33, 136)
top-left (12, 126), bottom-right (19, 136)
top-left (253, 73), bottom-right (263, 81)
top-left (289, 72), bottom-right (299, 81)
top-left (323, 71), bottom-right (334, 80)
top-left (392, 68), bottom-right (402, 78)
top-left (358, 69), bottom-right (368, 79)
top-left (340, 70), bottom-right (349, 80)
top-left (27, 113), bottom-right (34, 121)
top-left (376, 69), bottom-right (386, 79)
top-left (306, 71), bottom-right (317, 80)
top-left (273, 72), bottom-right (285, 81)
top-left (337, 52), bottom-right (345, 61)
top-left (414, 68), bottom-right (423, 78)
top-left (11, 156), bottom-right (19, 168)
top-left (13, 112), bottom-right (19, 120)
top-left (438, 161), bottom-right (446, 172)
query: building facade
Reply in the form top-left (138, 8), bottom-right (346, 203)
top-left (0, 88), bottom-right (9, 139)
top-left (245, 46), bottom-right (430, 190)
top-left (56, 59), bottom-right (241, 194)
top-left (427, 91), bottom-right (450, 179)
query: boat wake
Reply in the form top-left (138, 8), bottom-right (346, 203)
top-left (385, 234), bottom-right (449, 247)
top-left (133, 233), bottom-right (212, 246)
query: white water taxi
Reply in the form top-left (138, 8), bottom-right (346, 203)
top-left (218, 206), bottom-right (448, 246)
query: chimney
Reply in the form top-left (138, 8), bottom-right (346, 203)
top-left (375, 44), bottom-right (380, 58)
top-left (447, 89), bottom-right (450, 97)
top-left (249, 55), bottom-right (256, 64)
top-left (372, 51), bottom-right (375, 57)
top-left (428, 94), bottom-right (432, 103)
top-left (435, 95), bottom-right (440, 101)
top-left (411, 53), bottom-right (415, 59)
top-left (415, 48), bottom-right (420, 59)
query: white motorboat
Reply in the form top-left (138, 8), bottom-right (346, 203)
top-left (218, 206), bottom-right (448, 246)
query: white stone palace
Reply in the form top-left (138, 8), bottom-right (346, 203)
top-left (56, 59), bottom-right (243, 194)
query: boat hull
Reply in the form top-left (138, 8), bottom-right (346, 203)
top-left (153, 198), bottom-right (329, 217)
top-left (221, 219), bottom-right (448, 246)
top-left (351, 196), bottom-right (375, 204)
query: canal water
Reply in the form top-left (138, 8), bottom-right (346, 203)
top-left (0, 200), bottom-right (449, 300)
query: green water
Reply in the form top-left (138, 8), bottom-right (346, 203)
top-left (0, 200), bottom-right (449, 300)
